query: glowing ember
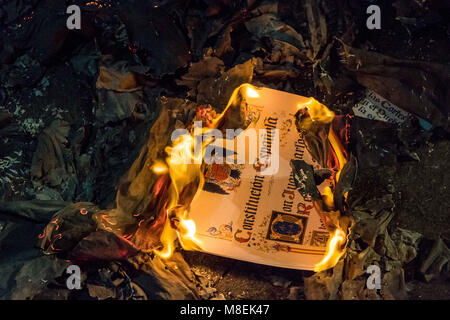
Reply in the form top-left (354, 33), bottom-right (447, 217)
top-left (304, 98), bottom-right (334, 124)
top-left (321, 186), bottom-right (334, 210)
top-left (245, 86), bottom-right (260, 98)
top-left (151, 161), bottom-right (168, 175)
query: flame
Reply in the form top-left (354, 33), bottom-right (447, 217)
top-left (177, 218), bottom-right (201, 248)
top-left (154, 84), bottom-right (260, 259)
top-left (151, 160), bottom-right (168, 175)
top-left (322, 186), bottom-right (334, 210)
top-left (303, 98), bottom-right (350, 272)
top-left (246, 86), bottom-right (260, 98)
top-left (304, 98), bottom-right (335, 124)
top-left (154, 135), bottom-right (204, 258)
top-left (313, 228), bottom-right (347, 272)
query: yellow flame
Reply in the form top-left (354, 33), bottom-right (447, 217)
top-left (151, 161), bottom-right (168, 175)
top-left (165, 135), bottom-right (203, 205)
top-left (246, 86), bottom-right (260, 98)
top-left (313, 228), bottom-right (347, 272)
top-left (303, 98), bottom-right (335, 124)
top-left (154, 84), bottom-right (261, 259)
top-left (211, 83), bottom-right (260, 128)
top-left (153, 85), bottom-right (350, 270)
top-left (177, 218), bottom-right (202, 249)
top-left (322, 186), bottom-right (334, 210)
top-left (154, 135), bottom-right (204, 258)
top-left (155, 222), bottom-right (176, 259)
top-left (313, 127), bottom-right (349, 272)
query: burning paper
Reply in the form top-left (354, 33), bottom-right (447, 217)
top-left (187, 87), bottom-right (337, 270)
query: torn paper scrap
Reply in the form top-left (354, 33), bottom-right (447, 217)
top-left (353, 90), bottom-right (409, 125)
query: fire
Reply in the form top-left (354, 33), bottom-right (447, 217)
top-left (321, 186), bottom-right (334, 210)
top-left (154, 135), bottom-right (204, 258)
top-left (328, 127), bottom-right (347, 182)
top-left (303, 98), bottom-right (351, 272)
top-left (178, 218), bottom-right (200, 247)
top-left (245, 86), bottom-right (260, 98)
top-left (313, 228), bottom-right (347, 272)
top-left (153, 84), bottom-right (260, 259)
top-left (151, 161), bottom-right (168, 174)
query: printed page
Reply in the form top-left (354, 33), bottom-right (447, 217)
top-left (353, 90), bottom-right (409, 125)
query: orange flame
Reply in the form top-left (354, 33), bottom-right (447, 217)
top-left (154, 135), bottom-right (204, 258)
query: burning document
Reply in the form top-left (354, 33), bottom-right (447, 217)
top-left (188, 87), bottom-right (329, 270)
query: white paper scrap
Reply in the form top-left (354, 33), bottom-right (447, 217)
top-left (353, 90), bottom-right (409, 125)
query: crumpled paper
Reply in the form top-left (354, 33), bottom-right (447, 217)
top-left (196, 58), bottom-right (256, 112)
top-left (419, 238), bottom-right (450, 282)
top-left (305, 194), bottom-right (423, 300)
top-left (340, 44), bottom-right (450, 130)
top-left (31, 120), bottom-right (77, 200)
top-left (95, 56), bottom-right (147, 123)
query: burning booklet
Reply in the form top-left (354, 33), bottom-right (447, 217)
top-left (188, 87), bottom-right (331, 270)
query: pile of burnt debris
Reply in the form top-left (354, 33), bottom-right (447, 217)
top-left (0, 0), bottom-right (449, 300)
